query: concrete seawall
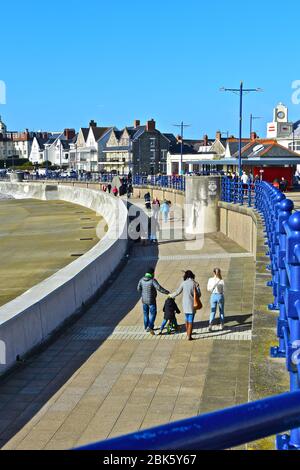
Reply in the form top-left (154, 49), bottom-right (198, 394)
top-left (0, 182), bottom-right (128, 376)
top-left (219, 202), bottom-right (258, 258)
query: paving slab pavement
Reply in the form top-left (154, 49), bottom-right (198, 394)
top-left (0, 198), bottom-right (255, 450)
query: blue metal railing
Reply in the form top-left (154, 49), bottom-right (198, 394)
top-left (76, 391), bottom-right (300, 450)
top-left (221, 177), bottom-right (300, 449)
top-left (0, 173), bottom-right (187, 191)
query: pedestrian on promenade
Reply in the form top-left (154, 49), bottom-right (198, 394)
top-left (241, 171), bottom-right (249, 196)
top-left (158, 297), bottom-right (181, 335)
top-left (170, 270), bottom-right (201, 341)
top-left (137, 268), bottom-right (170, 335)
top-left (144, 192), bottom-right (151, 210)
top-left (112, 186), bottom-right (118, 197)
top-left (139, 210), bottom-right (149, 246)
top-left (107, 183), bottom-right (112, 194)
top-left (149, 214), bottom-right (159, 244)
top-left (279, 177), bottom-right (288, 192)
top-left (152, 198), bottom-right (160, 220)
top-left (207, 268), bottom-right (225, 332)
top-left (160, 200), bottom-right (170, 223)
top-left (127, 183), bottom-right (133, 198)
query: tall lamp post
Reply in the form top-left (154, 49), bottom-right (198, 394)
top-left (221, 82), bottom-right (262, 176)
top-left (250, 114), bottom-right (263, 137)
top-left (173, 121), bottom-right (191, 175)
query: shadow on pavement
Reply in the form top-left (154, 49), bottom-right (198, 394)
top-left (0, 205), bottom-right (159, 447)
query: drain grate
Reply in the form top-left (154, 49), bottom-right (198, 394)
top-left (81, 227), bottom-right (95, 230)
top-left (80, 238), bottom-right (94, 241)
top-left (71, 253), bottom-right (84, 257)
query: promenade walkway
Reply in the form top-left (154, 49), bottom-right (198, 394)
top-left (0, 199), bottom-right (255, 450)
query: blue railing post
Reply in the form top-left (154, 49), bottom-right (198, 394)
top-left (271, 199), bottom-right (294, 359)
top-left (276, 211), bottom-right (300, 449)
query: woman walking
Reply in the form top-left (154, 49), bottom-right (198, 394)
top-left (160, 200), bottom-right (170, 223)
top-left (207, 268), bottom-right (225, 332)
top-left (170, 270), bottom-right (201, 341)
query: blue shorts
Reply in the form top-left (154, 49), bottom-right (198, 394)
top-left (185, 313), bottom-right (195, 324)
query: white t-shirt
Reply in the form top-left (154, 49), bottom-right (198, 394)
top-left (207, 278), bottom-right (225, 295)
top-left (241, 174), bottom-right (249, 184)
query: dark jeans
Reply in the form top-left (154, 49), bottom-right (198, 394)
top-left (143, 304), bottom-right (157, 331)
top-left (160, 317), bottom-right (178, 331)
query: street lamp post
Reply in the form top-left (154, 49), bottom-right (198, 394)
top-left (250, 114), bottom-right (263, 137)
top-left (221, 82), bottom-right (262, 176)
top-left (173, 122), bottom-right (191, 175)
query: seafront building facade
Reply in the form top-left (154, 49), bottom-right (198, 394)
top-left (2, 103), bottom-right (300, 176)
top-left (0, 116), bottom-right (33, 160)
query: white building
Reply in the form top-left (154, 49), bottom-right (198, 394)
top-left (167, 132), bottom-right (226, 175)
top-left (267, 103), bottom-right (300, 154)
top-left (69, 121), bottom-right (113, 172)
top-left (0, 116), bottom-right (33, 161)
top-left (43, 129), bottom-right (76, 167)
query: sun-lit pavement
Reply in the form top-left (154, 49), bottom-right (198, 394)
top-left (0, 199), bottom-right (255, 450)
top-left (0, 198), bottom-right (102, 307)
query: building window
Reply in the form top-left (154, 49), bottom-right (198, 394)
top-left (150, 138), bottom-right (156, 149)
top-left (289, 141), bottom-right (300, 152)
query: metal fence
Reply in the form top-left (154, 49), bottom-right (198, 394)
top-left (0, 173), bottom-right (186, 191)
top-left (221, 176), bottom-right (300, 449)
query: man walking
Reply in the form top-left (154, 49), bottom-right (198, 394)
top-left (137, 268), bottom-right (169, 335)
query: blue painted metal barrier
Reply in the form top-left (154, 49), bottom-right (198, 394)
top-left (76, 391), bottom-right (300, 450)
top-left (221, 176), bottom-right (300, 449)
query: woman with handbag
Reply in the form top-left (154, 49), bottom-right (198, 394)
top-left (207, 268), bottom-right (225, 332)
top-left (170, 270), bottom-right (201, 341)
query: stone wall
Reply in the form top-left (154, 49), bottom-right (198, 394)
top-left (0, 182), bottom-right (128, 376)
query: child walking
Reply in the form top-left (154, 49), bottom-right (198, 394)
top-left (158, 297), bottom-right (181, 335)
top-left (207, 268), bottom-right (225, 332)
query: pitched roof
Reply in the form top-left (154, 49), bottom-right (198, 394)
top-left (80, 128), bottom-right (89, 142)
top-left (35, 136), bottom-right (49, 149)
top-left (169, 142), bottom-right (198, 155)
top-left (91, 127), bottom-right (111, 142)
top-left (163, 133), bottom-right (177, 144)
top-left (232, 139), bottom-right (300, 159)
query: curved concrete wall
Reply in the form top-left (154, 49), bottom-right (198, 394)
top-left (0, 182), bottom-right (128, 376)
top-left (218, 201), bottom-right (258, 258)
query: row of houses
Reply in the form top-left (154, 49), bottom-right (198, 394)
top-left (1, 103), bottom-right (300, 179)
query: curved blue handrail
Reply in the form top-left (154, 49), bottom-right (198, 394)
top-left (76, 391), bottom-right (300, 451)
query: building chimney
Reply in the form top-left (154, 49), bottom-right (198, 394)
top-left (216, 130), bottom-right (222, 141)
top-left (89, 120), bottom-right (97, 128)
top-left (146, 119), bottom-right (156, 132)
top-left (203, 134), bottom-right (209, 146)
top-left (64, 128), bottom-right (76, 140)
top-left (134, 120), bottom-right (140, 128)
top-left (251, 131), bottom-right (257, 141)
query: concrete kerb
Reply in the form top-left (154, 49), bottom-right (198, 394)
top-left (0, 182), bottom-right (129, 376)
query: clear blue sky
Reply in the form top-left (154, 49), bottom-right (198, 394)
top-left (1, 0), bottom-right (300, 139)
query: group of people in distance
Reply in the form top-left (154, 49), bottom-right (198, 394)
top-left (102, 173), bottom-right (134, 198)
top-left (137, 267), bottom-right (225, 340)
top-left (143, 192), bottom-right (171, 222)
top-left (230, 170), bottom-right (289, 193)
